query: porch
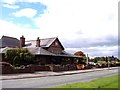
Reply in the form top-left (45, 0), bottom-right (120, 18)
top-left (35, 54), bottom-right (79, 65)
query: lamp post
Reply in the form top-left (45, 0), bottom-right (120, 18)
top-left (86, 54), bottom-right (89, 65)
top-left (107, 57), bottom-right (110, 69)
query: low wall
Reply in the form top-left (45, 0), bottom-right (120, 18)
top-left (14, 66), bottom-right (34, 73)
top-left (1, 64), bottom-right (78, 74)
top-left (0, 65), bottom-right (14, 74)
top-left (68, 65), bottom-right (77, 70)
top-left (33, 65), bottom-right (50, 71)
top-left (49, 65), bottom-right (77, 72)
top-left (0, 62), bottom-right (14, 74)
top-left (0, 65), bottom-right (35, 74)
top-left (1, 63), bottom-right (119, 74)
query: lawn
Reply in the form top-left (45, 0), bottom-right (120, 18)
top-left (55, 74), bottom-right (119, 88)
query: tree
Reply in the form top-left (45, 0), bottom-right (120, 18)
top-left (74, 51), bottom-right (86, 64)
top-left (5, 49), bottom-right (17, 64)
top-left (74, 51), bottom-right (86, 57)
top-left (13, 56), bottom-right (21, 66)
top-left (5, 48), bottom-right (34, 66)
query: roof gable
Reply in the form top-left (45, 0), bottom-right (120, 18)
top-left (0, 36), bottom-right (19, 48)
top-left (49, 38), bottom-right (64, 50)
top-left (25, 37), bottom-right (64, 50)
top-left (41, 37), bottom-right (57, 47)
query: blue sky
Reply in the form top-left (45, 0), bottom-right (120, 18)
top-left (0, 0), bottom-right (119, 58)
top-left (1, 1), bottom-right (47, 29)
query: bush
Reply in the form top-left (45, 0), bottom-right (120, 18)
top-left (13, 56), bottom-right (21, 66)
top-left (5, 48), bottom-right (34, 66)
top-left (115, 62), bottom-right (120, 66)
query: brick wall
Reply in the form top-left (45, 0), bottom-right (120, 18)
top-left (48, 39), bottom-right (63, 54)
top-left (49, 64), bottom-right (77, 72)
top-left (1, 62), bottom-right (77, 74)
top-left (34, 65), bottom-right (50, 71)
top-left (0, 64), bottom-right (14, 74)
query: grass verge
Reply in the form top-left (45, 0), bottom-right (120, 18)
top-left (55, 74), bottom-right (119, 88)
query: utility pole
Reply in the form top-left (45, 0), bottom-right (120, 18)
top-left (86, 54), bottom-right (89, 65)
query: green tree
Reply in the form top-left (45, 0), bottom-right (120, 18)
top-left (5, 49), bottom-right (17, 64)
top-left (13, 56), bottom-right (21, 66)
top-left (5, 48), bottom-right (34, 66)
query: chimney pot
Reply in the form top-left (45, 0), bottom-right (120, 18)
top-left (36, 37), bottom-right (40, 47)
top-left (20, 35), bottom-right (25, 47)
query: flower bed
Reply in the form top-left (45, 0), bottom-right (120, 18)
top-left (14, 65), bottom-right (34, 73)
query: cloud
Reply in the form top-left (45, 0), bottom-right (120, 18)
top-left (0, 18), bottom-right (118, 58)
top-left (2, 4), bottom-right (19, 9)
top-left (0, 0), bottom-right (119, 58)
top-left (13, 8), bottom-right (37, 18)
top-left (1, 0), bottom-right (17, 4)
top-left (0, 19), bottom-right (57, 40)
top-left (32, 0), bottom-right (118, 39)
top-left (32, 0), bottom-right (118, 58)
top-left (64, 35), bottom-right (118, 48)
top-left (66, 46), bottom-right (118, 58)
top-left (0, 20), bottom-right (36, 40)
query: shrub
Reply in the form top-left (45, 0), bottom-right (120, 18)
top-left (13, 56), bottom-right (21, 66)
top-left (115, 61), bottom-right (120, 66)
top-left (5, 48), bottom-right (34, 66)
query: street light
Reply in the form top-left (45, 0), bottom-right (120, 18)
top-left (86, 54), bottom-right (89, 65)
top-left (107, 57), bottom-right (110, 69)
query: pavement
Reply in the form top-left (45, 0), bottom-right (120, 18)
top-left (0, 67), bottom-right (119, 80)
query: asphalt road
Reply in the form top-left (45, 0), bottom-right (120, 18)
top-left (2, 68), bottom-right (118, 89)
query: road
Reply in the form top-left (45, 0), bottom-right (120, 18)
top-left (2, 68), bottom-right (118, 88)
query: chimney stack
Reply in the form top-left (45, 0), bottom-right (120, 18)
top-left (20, 35), bottom-right (25, 47)
top-left (36, 37), bottom-right (40, 47)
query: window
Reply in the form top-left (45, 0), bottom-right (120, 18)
top-left (55, 42), bottom-right (58, 46)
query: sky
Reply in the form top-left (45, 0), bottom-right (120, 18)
top-left (0, 0), bottom-right (119, 58)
